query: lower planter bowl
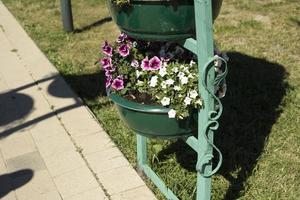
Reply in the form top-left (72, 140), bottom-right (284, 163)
top-left (107, 0), bottom-right (223, 41)
top-left (109, 93), bottom-right (195, 139)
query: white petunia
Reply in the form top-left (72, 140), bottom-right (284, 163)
top-left (161, 81), bottom-right (167, 89)
top-left (168, 109), bottom-right (176, 118)
top-left (172, 67), bottom-right (179, 73)
top-left (184, 96), bottom-right (192, 106)
top-left (190, 60), bottom-right (196, 66)
top-left (180, 76), bottom-right (189, 85)
top-left (149, 76), bottom-right (158, 87)
top-left (161, 97), bottom-right (171, 106)
top-left (165, 79), bottom-right (174, 85)
top-left (174, 86), bottom-right (181, 91)
top-left (177, 72), bottom-right (185, 78)
top-left (159, 67), bottom-right (167, 77)
top-left (189, 90), bottom-right (198, 99)
top-left (136, 70), bottom-right (141, 78)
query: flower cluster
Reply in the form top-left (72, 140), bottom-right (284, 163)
top-left (100, 33), bottom-right (226, 119)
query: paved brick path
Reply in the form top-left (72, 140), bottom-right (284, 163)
top-left (0, 2), bottom-right (157, 200)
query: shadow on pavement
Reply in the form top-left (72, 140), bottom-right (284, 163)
top-left (0, 169), bottom-right (34, 198)
top-left (0, 92), bottom-right (33, 127)
top-left (0, 70), bottom-right (107, 138)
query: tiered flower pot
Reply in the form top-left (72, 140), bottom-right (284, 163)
top-left (107, 0), bottom-right (223, 41)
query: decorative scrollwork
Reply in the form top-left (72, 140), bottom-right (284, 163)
top-left (197, 55), bottom-right (228, 177)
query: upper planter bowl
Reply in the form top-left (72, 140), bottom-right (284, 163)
top-left (107, 0), bottom-right (223, 41)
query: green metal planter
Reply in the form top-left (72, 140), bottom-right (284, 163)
top-left (109, 93), bottom-right (195, 138)
top-left (106, 0), bottom-right (223, 41)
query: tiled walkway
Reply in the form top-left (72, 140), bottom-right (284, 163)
top-left (0, 2), bottom-right (156, 200)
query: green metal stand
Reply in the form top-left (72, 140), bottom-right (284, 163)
top-left (136, 0), bottom-right (227, 199)
top-left (60, 0), bottom-right (74, 32)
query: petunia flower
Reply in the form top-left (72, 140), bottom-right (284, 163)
top-left (161, 97), bottom-right (170, 106)
top-left (174, 86), bottom-right (181, 91)
top-left (136, 70), bottom-right (141, 78)
top-left (101, 57), bottom-right (112, 69)
top-left (159, 67), bottom-right (167, 77)
top-left (161, 81), bottom-right (167, 89)
top-left (149, 56), bottom-right (162, 70)
top-left (168, 109), bottom-right (176, 118)
top-left (141, 57), bottom-right (150, 70)
top-left (165, 79), bottom-right (174, 85)
top-left (117, 33), bottom-right (128, 43)
top-left (104, 66), bottom-right (115, 72)
top-left (189, 90), bottom-right (198, 99)
top-left (111, 77), bottom-right (124, 90)
top-left (131, 59), bottom-right (139, 68)
top-left (118, 44), bottom-right (130, 57)
top-left (180, 76), bottom-right (189, 85)
top-left (172, 67), bottom-right (179, 73)
top-left (149, 76), bottom-right (158, 87)
top-left (102, 41), bottom-right (113, 57)
top-left (184, 96), bottom-right (192, 106)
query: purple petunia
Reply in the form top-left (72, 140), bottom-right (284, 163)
top-left (118, 44), bottom-right (130, 57)
top-left (102, 41), bottom-right (113, 57)
top-left (111, 77), bottom-right (124, 91)
top-left (117, 33), bottom-right (128, 43)
top-left (101, 57), bottom-right (111, 69)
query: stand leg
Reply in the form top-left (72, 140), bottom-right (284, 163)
top-left (137, 134), bottom-right (147, 173)
top-left (194, 0), bottom-right (215, 199)
top-left (60, 0), bottom-right (74, 32)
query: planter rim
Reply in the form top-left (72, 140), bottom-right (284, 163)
top-left (109, 92), bottom-right (170, 113)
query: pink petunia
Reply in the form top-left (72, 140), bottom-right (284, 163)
top-left (111, 77), bottom-right (124, 90)
top-left (149, 56), bottom-right (162, 70)
top-left (118, 44), bottom-right (130, 57)
top-left (102, 41), bottom-right (113, 57)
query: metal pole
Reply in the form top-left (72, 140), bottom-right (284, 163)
top-left (194, 0), bottom-right (215, 199)
top-left (61, 0), bottom-right (74, 32)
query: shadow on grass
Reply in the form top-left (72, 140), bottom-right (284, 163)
top-left (62, 70), bottom-right (106, 99)
top-left (157, 52), bottom-right (288, 199)
top-left (0, 169), bottom-right (33, 198)
top-left (74, 17), bottom-right (112, 33)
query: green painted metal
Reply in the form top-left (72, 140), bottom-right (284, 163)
top-left (106, 0), bottom-right (223, 41)
top-left (137, 134), bottom-right (147, 168)
top-left (61, 0), bottom-right (74, 32)
top-left (109, 93), bottom-right (194, 138)
top-left (137, 134), bottom-right (179, 199)
top-left (194, 0), bottom-right (215, 198)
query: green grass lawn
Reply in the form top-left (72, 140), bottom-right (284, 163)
top-left (2, 0), bottom-right (300, 199)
